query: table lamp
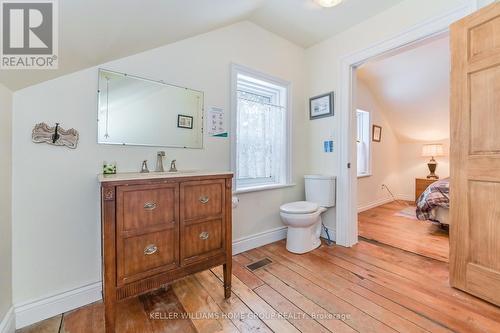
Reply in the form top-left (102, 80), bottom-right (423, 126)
top-left (422, 144), bottom-right (444, 179)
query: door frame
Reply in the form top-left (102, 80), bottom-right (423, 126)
top-left (335, 1), bottom-right (477, 247)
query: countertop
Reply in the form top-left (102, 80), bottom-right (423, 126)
top-left (98, 170), bottom-right (233, 183)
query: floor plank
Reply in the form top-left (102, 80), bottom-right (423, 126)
top-left (256, 244), bottom-right (451, 333)
top-left (242, 249), bottom-right (397, 333)
top-left (211, 266), bottom-right (301, 333)
top-left (319, 243), bottom-right (500, 332)
top-left (254, 284), bottom-right (330, 333)
top-left (194, 269), bottom-right (272, 333)
top-left (358, 202), bottom-right (449, 262)
top-left (18, 315), bottom-right (62, 333)
top-left (139, 288), bottom-right (197, 333)
top-left (243, 255), bottom-right (358, 333)
top-left (60, 302), bottom-right (103, 333)
top-left (172, 276), bottom-right (238, 333)
top-left (21, 237), bottom-right (500, 333)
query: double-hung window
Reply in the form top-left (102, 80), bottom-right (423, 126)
top-left (231, 65), bottom-right (291, 192)
top-left (357, 109), bottom-right (371, 177)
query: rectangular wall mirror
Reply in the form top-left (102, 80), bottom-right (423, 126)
top-left (97, 69), bottom-right (204, 148)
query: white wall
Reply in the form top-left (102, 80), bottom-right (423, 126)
top-left (305, 0), bottom-right (484, 233)
top-left (12, 21), bottom-right (307, 309)
top-left (0, 84), bottom-right (13, 328)
top-left (356, 80), bottom-right (400, 210)
top-left (357, 36), bottom-right (450, 143)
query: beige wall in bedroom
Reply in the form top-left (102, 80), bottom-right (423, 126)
top-left (0, 83), bottom-right (13, 327)
top-left (356, 80), bottom-right (450, 208)
top-left (356, 79), bottom-right (450, 207)
top-left (355, 34), bottom-right (451, 204)
top-left (397, 140), bottom-right (450, 200)
top-left (12, 21), bottom-right (307, 308)
top-left (356, 79), bottom-right (400, 210)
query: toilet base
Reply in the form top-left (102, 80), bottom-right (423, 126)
top-left (285, 221), bottom-right (322, 254)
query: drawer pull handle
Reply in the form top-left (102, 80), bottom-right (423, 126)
top-left (199, 232), bottom-right (210, 240)
top-left (144, 244), bottom-right (158, 255)
top-left (144, 202), bottom-right (157, 210)
top-left (199, 196), bottom-right (210, 204)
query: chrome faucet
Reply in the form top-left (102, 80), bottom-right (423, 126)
top-left (169, 159), bottom-right (177, 172)
top-left (155, 151), bottom-right (165, 172)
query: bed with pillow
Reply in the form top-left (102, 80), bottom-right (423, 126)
top-left (416, 178), bottom-right (450, 225)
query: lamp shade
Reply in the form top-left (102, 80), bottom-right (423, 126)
top-left (422, 144), bottom-right (444, 157)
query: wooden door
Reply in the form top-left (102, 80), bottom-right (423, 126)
top-left (450, 2), bottom-right (500, 306)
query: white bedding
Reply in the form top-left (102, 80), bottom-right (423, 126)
top-left (432, 207), bottom-right (450, 225)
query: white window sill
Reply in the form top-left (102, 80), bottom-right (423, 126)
top-left (357, 173), bottom-right (372, 179)
top-left (234, 183), bottom-right (296, 194)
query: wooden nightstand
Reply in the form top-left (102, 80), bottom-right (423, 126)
top-left (415, 178), bottom-right (438, 201)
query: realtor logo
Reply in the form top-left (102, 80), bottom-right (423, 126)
top-left (1, 0), bottom-right (58, 69)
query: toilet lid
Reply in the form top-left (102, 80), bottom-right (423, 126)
top-left (280, 201), bottom-right (319, 214)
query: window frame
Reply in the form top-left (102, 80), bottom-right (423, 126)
top-left (356, 109), bottom-right (372, 178)
top-left (230, 63), bottom-right (293, 193)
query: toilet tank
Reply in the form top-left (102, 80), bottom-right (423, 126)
top-left (305, 175), bottom-right (336, 208)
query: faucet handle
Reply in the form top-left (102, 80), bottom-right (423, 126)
top-left (140, 160), bottom-right (149, 173)
top-left (169, 159), bottom-right (177, 172)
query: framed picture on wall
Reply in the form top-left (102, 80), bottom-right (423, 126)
top-left (309, 92), bottom-right (334, 119)
top-left (177, 115), bottom-right (193, 129)
top-left (372, 125), bottom-right (382, 142)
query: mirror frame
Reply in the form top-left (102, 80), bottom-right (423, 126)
top-left (97, 68), bottom-right (204, 149)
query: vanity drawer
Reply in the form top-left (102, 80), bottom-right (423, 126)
top-left (181, 179), bottom-right (225, 221)
top-left (118, 228), bottom-right (178, 285)
top-left (182, 219), bottom-right (223, 262)
top-left (117, 183), bottom-right (178, 232)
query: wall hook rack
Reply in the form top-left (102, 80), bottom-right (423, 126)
top-left (32, 122), bottom-right (79, 149)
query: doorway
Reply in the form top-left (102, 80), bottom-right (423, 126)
top-left (334, 3), bottom-right (476, 248)
top-left (354, 35), bottom-right (450, 261)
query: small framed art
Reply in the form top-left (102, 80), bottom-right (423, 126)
top-left (309, 92), bottom-right (334, 120)
top-left (177, 114), bottom-right (193, 129)
top-left (372, 125), bottom-right (382, 142)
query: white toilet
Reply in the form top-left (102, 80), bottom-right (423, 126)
top-left (280, 175), bottom-right (336, 254)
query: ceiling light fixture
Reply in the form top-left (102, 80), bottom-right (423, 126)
top-left (315, 0), bottom-right (343, 8)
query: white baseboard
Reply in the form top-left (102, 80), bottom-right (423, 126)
top-left (14, 282), bottom-right (102, 329)
top-left (357, 197), bottom-right (394, 213)
top-left (13, 227), bottom-right (288, 329)
top-left (396, 194), bottom-right (414, 202)
top-left (357, 194), bottom-right (416, 213)
top-left (232, 226), bottom-right (287, 255)
top-left (0, 307), bottom-right (15, 333)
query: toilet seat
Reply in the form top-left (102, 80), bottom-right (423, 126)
top-left (280, 201), bottom-right (318, 214)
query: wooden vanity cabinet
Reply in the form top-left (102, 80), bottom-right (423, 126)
top-left (100, 173), bottom-right (233, 333)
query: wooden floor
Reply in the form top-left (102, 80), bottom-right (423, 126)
top-left (358, 201), bottom-right (449, 262)
top-left (19, 238), bottom-right (500, 333)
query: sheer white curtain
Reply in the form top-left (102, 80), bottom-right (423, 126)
top-left (236, 91), bottom-right (284, 184)
top-left (357, 110), bottom-right (370, 176)
top-left (357, 141), bottom-right (368, 174)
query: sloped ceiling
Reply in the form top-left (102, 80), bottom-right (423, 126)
top-left (357, 35), bottom-right (450, 143)
top-left (0, 0), bottom-right (404, 91)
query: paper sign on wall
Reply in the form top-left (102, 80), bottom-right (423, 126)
top-left (208, 106), bottom-right (227, 137)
